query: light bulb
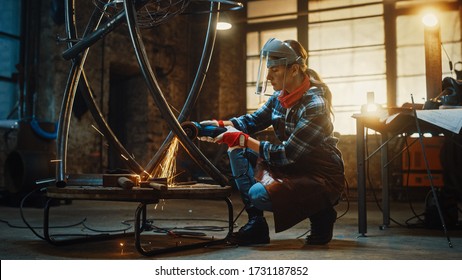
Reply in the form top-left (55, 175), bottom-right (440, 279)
top-left (217, 22), bottom-right (232, 30)
top-left (422, 13), bottom-right (438, 27)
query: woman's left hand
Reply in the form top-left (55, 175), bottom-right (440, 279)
top-left (216, 126), bottom-right (249, 148)
top-left (215, 126), bottom-right (240, 142)
top-left (198, 126), bottom-right (241, 144)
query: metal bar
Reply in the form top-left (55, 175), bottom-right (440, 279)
top-left (382, 136), bottom-right (418, 168)
top-left (0, 76), bottom-right (16, 82)
top-left (124, 0), bottom-right (228, 186)
top-left (381, 132), bottom-right (390, 228)
top-left (0, 31), bottom-right (20, 39)
top-left (56, 60), bottom-right (78, 185)
top-left (356, 118), bottom-right (367, 236)
top-left (365, 132), bottom-right (396, 162)
top-left (43, 197), bottom-right (131, 246)
top-left (58, 1), bottom-right (145, 184)
top-left (224, 197), bottom-right (234, 238)
top-left (62, 10), bottom-right (126, 60)
top-left (134, 197), bottom-right (233, 256)
top-left (79, 71), bottom-right (145, 174)
top-left (57, 0), bottom-right (99, 185)
top-left (61, 1), bottom-right (154, 60)
top-left (411, 95), bottom-right (452, 248)
top-left (144, 0), bottom-right (221, 177)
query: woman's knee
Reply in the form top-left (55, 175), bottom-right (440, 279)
top-left (249, 183), bottom-right (272, 211)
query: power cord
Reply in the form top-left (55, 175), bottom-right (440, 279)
top-left (19, 187), bottom-right (48, 240)
top-left (402, 135), bottom-right (427, 227)
top-left (337, 178), bottom-right (351, 220)
top-left (120, 215), bottom-right (242, 239)
top-left (1, 186), bottom-right (134, 240)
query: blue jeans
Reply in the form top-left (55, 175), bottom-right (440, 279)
top-left (228, 148), bottom-right (273, 212)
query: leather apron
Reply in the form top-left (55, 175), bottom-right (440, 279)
top-left (255, 144), bottom-right (345, 233)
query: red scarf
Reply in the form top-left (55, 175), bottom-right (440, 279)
top-left (277, 75), bottom-right (311, 109)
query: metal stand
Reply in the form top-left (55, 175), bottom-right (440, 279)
top-left (44, 184), bottom-right (234, 256)
top-left (354, 111), bottom-right (449, 236)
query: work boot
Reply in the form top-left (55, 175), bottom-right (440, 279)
top-left (306, 207), bottom-right (337, 245)
top-left (229, 216), bottom-right (270, 246)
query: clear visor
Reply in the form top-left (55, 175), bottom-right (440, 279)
top-left (255, 53), bottom-right (289, 96)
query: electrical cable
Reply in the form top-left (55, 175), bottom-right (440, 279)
top-left (0, 217), bottom-right (86, 230)
top-left (441, 42), bottom-right (454, 73)
top-left (233, 205), bottom-right (246, 226)
top-left (336, 177), bottom-right (350, 220)
top-left (402, 135), bottom-right (427, 227)
top-left (183, 225), bottom-right (225, 232)
top-left (81, 222), bottom-right (132, 233)
top-left (30, 118), bottom-right (58, 140)
top-left (10, 186), bottom-right (135, 240)
top-left (120, 215), bottom-right (240, 238)
top-left (296, 229), bottom-right (311, 240)
top-left (149, 224), bottom-right (208, 238)
top-left (19, 187), bottom-right (48, 240)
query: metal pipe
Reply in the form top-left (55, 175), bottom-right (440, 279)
top-left (62, 10), bottom-right (126, 60)
top-left (61, 1), bottom-right (152, 60)
top-left (144, 1), bottom-right (220, 176)
top-left (56, 60), bottom-right (78, 186)
top-left (79, 71), bottom-right (145, 173)
top-left (124, 0), bottom-right (228, 186)
top-left (56, 0), bottom-right (109, 185)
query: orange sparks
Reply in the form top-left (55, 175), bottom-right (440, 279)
top-left (151, 137), bottom-right (180, 187)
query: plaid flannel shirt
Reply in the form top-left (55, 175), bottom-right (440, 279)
top-left (230, 86), bottom-right (335, 166)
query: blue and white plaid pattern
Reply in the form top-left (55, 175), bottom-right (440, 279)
top-left (230, 87), bottom-right (334, 166)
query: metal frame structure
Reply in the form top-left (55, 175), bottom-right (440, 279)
top-left (44, 184), bottom-right (234, 256)
top-left (56, 0), bottom-right (242, 186)
top-left (43, 0), bottom-right (243, 256)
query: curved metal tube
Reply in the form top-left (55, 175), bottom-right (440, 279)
top-left (56, 0), bottom-right (81, 184)
top-left (124, 0), bottom-right (228, 186)
top-left (57, 0), bottom-right (145, 184)
top-left (79, 71), bottom-right (145, 174)
top-left (62, 1), bottom-right (156, 60)
top-left (57, 0), bottom-right (106, 184)
top-left (62, 10), bottom-right (126, 61)
top-left (144, 1), bottom-right (220, 176)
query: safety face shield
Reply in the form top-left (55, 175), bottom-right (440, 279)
top-left (255, 54), bottom-right (289, 96)
top-left (255, 38), bottom-right (301, 96)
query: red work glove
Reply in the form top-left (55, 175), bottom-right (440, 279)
top-left (217, 131), bottom-right (249, 148)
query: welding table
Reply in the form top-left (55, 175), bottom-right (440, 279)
top-left (44, 177), bottom-right (234, 256)
top-left (353, 109), bottom-right (462, 236)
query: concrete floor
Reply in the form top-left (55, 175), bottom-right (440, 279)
top-left (0, 190), bottom-right (461, 260)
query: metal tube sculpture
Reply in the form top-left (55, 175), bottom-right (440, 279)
top-left (55, 0), bottom-right (243, 187)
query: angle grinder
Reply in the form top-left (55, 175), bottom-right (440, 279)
top-left (181, 121), bottom-right (227, 140)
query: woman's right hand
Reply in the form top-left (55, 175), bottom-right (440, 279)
top-left (200, 119), bottom-right (233, 127)
top-left (198, 136), bottom-right (217, 143)
top-left (200, 120), bottom-right (219, 126)
top-left (197, 120), bottom-right (219, 142)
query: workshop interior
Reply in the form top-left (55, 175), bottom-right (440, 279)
top-left (1, 0), bottom-right (462, 259)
